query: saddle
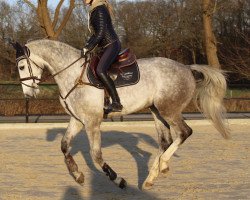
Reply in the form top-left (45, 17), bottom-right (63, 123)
top-left (87, 48), bottom-right (140, 89)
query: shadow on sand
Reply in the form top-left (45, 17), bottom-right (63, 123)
top-left (46, 128), bottom-right (160, 200)
top-left (62, 187), bottom-right (84, 200)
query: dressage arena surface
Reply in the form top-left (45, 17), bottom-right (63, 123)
top-left (0, 119), bottom-right (249, 200)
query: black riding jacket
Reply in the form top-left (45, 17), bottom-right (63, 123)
top-left (84, 5), bottom-right (119, 51)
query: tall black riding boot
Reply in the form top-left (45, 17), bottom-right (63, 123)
top-left (98, 73), bottom-right (123, 113)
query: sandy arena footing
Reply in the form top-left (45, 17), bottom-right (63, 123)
top-left (0, 119), bottom-right (249, 200)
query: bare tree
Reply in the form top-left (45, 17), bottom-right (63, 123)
top-left (21, 0), bottom-right (75, 39)
top-left (0, 0), bottom-right (249, 82)
top-left (202, 0), bottom-right (221, 68)
top-left (220, 30), bottom-right (250, 79)
top-left (0, 1), bottom-right (16, 80)
top-left (60, 3), bottom-right (89, 48)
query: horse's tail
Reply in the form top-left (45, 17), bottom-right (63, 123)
top-left (190, 65), bottom-right (230, 139)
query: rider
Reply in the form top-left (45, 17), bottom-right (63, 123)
top-left (82, 0), bottom-right (123, 112)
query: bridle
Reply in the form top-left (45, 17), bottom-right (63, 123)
top-left (17, 48), bottom-right (43, 90)
top-left (17, 46), bottom-right (93, 100)
top-left (16, 45), bottom-right (95, 122)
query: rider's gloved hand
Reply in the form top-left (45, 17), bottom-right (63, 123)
top-left (81, 48), bottom-right (89, 57)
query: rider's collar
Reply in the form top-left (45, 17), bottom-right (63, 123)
top-left (90, 0), bottom-right (107, 12)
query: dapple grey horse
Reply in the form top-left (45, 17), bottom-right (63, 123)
top-left (13, 39), bottom-right (230, 190)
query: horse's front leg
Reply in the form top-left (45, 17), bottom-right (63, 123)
top-left (61, 117), bottom-right (85, 185)
top-left (85, 120), bottom-right (127, 189)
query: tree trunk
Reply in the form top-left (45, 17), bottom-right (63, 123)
top-left (202, 0), bottom-right (220, 68)
top-left (22, 0), bottom-right (75, 40)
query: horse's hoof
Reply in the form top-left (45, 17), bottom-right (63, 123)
top-left (114, 177), bottom-right (127, 189)
top-left (75, 172), bottom-right (85, 186)
top-left (142, 181), bottom-right (154, 190)
top-left (119, 178), bottom-right (127, 189)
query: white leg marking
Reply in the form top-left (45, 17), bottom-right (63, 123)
top-left (142, 154), bottom-right (161, 189)
top-left (161, 138), bottom-right (181, 162)
top-left (143, 138), bottom-right (182, 189)
top-left (159, 159), bottom-right (169, 174)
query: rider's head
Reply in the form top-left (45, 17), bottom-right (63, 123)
top-left (84, 0), bottom-right (114, 18)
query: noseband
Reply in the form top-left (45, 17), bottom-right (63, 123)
top-left (16, 53), bottom-right (43, 90)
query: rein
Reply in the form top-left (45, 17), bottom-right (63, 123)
top-left (51, 57), bottom-right (83, 77)
top-left (20, 52), bottom-right (94, 96)
top-left (19, 49), bottom-right (95, 122)
top-left (58, 57), bottom-right (95, 122)
top-left (59, 57), bottom-right (94, 100)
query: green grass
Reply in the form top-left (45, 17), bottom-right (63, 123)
top-left (0, 84), bottom-right (24, 99)
top-left (0, 84), bottom-right (59, 99)
top-left (1, 84), bottom-right (250, 99)
top-left (1, 84), bottom-right (249, 115)
top-left (226, 88), bottom-right (250, 98)
top-left (36, 85), bottom-right (59, 98)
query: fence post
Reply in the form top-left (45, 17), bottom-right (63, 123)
top-left (25, 98), bottom-right (29, 123)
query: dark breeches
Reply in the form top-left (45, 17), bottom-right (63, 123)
top-left (96, 41), bottom-right (121, 76)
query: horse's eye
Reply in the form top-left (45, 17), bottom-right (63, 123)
top-left (19, 66), bottom-right (25, 70)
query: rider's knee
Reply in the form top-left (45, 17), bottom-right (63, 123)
top-left (96, 67), bottom-right (106, 77)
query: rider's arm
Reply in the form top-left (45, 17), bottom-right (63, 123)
top-left (84, 6), bottom-right (108, 52)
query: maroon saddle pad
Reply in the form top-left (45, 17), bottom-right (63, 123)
top-left (87, 48), bottom-right (140, 89)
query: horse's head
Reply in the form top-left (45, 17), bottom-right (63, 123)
top-left (11, 41), bottom-right (44, 98)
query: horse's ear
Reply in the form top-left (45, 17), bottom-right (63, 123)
top-left (5, 38), bottom-right (17, 49)
top-left (2, 38), bottom-right (27, 60)
top-left (11, 41), bottom-right (26, 59)
top-left (23, 46), bottom-right (30, 57)
top-left (13, 42), bottom-right (23, 51)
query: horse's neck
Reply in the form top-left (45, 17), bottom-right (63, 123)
top-left (52, 65), bottom-right (81, 99)
top-left (30, 42), bottom-right (84, 98)
top-left (50, 59), bottom-right (86, 99)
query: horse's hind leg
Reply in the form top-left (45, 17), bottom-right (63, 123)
top-left (150, 106), bottom-right (173, 175)
top-left (143, 114), bottom-right (192, 189)
top-left (160, 116), bottom-right (192, 162)
top-left (61, 117), bottom-right (84, 185)
top-left (84, 119), bottom-right (127, 189)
